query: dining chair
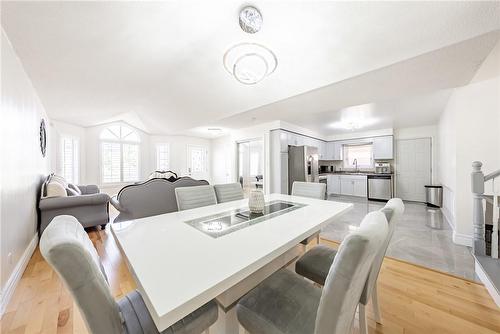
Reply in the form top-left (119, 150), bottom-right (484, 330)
top-left (291, 181), bottom-right (327, 246)
top-left (175, 185), bottom-right (217, 211)
top-left (214, 183), bottom-right (244, 203)
top-left (295, 198), bottom-right (405, 334)
top-left (236, 210), bottom-right (389, 334)
top-left (291, 181), bottom-right (326, 200)
top-left (40, 215), bottom-right (218, 334)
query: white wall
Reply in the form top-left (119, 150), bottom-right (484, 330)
top-left (150, 135), bottom-right (211, 181)
top-left (438, 40), bottom-right (500, 246)
top-left (50, 120), bottom-right (212, 195)
top-left (0, 29), bottom-right (50, 313)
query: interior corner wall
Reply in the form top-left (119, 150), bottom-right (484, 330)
top-left (0, 29), bottom-right (50, 311)
top-left (438, 39), bottom-right (500, 246)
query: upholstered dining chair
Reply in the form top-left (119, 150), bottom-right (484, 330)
top-left (40, 215), bottom-right (218, 334)
top-left (236, 210), bottom-right (389, 334)
top-left (295, 198), bottom-right (405, 334)
top-left (214, 183), bottom-right (244, 203)
top-left (175, 185), bottom-right (217, 211)
top-left (291, 181), bottom-right (327, 200)
top-left (291, 181), bottom-right (327, 246)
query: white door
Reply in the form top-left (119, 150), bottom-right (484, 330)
top-left (187, 145), bottom-right (209, 180)
top-left (396, 138), bottom-right (431, 202)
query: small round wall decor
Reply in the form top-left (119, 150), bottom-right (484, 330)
top-left (40, 119), bottom-right (47, 157)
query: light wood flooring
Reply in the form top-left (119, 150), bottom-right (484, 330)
top-left (1, 228), bottom-right (499, 334)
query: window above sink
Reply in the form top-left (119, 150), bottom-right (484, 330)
top-left (343, 143), bottom-right (374, 169)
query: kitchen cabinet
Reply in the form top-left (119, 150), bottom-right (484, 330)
top-left (318, 141), bottom-right (326, 159)
top-left (327, 175), bottom-right (341, 195)
top-left (339, 175), bottom-right (367, 197)
top-left (332, 142), bottom-right (343, 160)
top-left (373, 136), bottom-right (393, 160)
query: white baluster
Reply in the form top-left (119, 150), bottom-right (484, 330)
top-left (492, 179), bottom-right (499, 259)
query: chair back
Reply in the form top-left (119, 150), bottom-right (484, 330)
top-left (314, 211), bottom-right (388, 334)
top-left (291, 181), bottom-right (326, 200)
top-left (214, 183), bottom-right (244, 203)
top-left (114, 177), bottom-right (209, 222)
top-left (359, 198), bottom-right (404, 304)
top-left (175, 185), bottom-right (217, 211)
top-left (40, 216), bottom-right (123, 334)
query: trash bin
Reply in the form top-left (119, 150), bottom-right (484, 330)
top-left (425, 185), bottom-right (443, 208)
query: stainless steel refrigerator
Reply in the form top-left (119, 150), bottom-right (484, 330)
top-left (288, 145), bottom-right (319, 194)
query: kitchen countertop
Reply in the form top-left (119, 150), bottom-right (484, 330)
top-left (319, 172), bottom-right (393, 176)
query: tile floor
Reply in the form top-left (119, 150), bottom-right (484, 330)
top-left (322, 195), bottom-right (477, 281)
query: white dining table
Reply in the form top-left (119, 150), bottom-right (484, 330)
top-left (111, 193), bottom-right (352, 333)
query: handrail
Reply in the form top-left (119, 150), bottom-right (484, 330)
top-left (485, 169), bottom-right (500, 182)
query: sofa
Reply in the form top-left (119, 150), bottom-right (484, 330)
top-left (38, 174), bottom-right (110, 235)
top-left (110, 176), bottom-right (209, 222)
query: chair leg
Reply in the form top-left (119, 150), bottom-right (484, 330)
top-left (372, 285), bottom-right (382, 324)
top-left (316, 233), bottom-right (320, 245)
top-left (359, 304), bottom-right (368, 334)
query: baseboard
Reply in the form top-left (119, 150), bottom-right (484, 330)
top-left (475, 259), bottom-right (500, 308)
top-left (440, 207), bottom-right (455, 230)
top-left (0, 234), bottom-right (38, 316)
top-left (453, 231), bottom-right (473, 247)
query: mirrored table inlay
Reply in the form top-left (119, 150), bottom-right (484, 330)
top-left (184, 200), bottom-right (307, 238)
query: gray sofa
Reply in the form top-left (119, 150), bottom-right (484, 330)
top-left (39, 176), bottom-right (110, 235)
top-left (110, 176), bottom-right (209, 222)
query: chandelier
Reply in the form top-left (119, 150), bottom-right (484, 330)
top-left (224, 6), bottom-right (278, 85)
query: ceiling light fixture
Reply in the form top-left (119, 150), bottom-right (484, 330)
top-left (239, 6), bottom-right (263, 34)
top-left (224, 6), bottom-right (277, 85)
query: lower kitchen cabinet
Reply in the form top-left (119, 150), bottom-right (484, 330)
top-left (329, 174), bottom-right (367, 197)
top-left (327, 175), bottom-right (341, 195)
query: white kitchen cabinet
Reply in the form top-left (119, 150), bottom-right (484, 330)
top-left (327, 175), bottom-right (341, 195)
top-left (318, 141), bottom-right (326, 159)
top-left (373, 136), bottom-right (393, 160)
top-left (325, 142), bottom-right (334, 160)
top-left (339, 175), bottom-right (367, 197)
top-left (332, 142), bottom-right (343, 160)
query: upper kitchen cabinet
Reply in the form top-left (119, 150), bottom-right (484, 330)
top-left (372, 135), bottom-right (394, 160)
top-left (325, 141), bottom-right (343, 160)
top-left (332, 142), bottom-right (343, 160)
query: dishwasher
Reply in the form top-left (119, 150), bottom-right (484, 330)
top-left (367, 174), bottom-right (393, 201)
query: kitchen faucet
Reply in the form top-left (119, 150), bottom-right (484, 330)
top-left (353, 158), bottom-right (358, 172)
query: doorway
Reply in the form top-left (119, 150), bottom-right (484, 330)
top-left (395, 138), bottom-right (432, 202)
top-left (187, 145), bottom-right (209, 180)
top-left (237, 139), bottom-right (264, 197)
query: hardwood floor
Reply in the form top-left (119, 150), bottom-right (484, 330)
top-left (1, 229), bottom-right (499, 334)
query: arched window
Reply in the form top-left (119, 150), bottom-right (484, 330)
top-left (100, 124), bottom-right (140, 183)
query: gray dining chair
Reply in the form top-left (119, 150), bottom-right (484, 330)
top-left (291, 181), bottom-right (327, 246)
top-left (175, 185), bottom-right (217, 211)
top-left (214, 183), bottom-right (244, 203)
top-left (236, 210), bottom-right (389, 334)
top-left (291, 181), bottom-right (326, 200)
top-left (40, 215), bottom-right (218, 334)
top-left (295, 198), bottom-right (405, 334)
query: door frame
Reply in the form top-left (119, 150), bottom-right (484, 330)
top-left (394, 137), bottom-right (433, 201)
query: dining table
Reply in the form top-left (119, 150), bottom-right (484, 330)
top-left (111, 193), bottom-right (352, 333)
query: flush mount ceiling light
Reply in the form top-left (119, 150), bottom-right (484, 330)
top-left (224, 43), bottom-right (277, 85)
top-left (239, 6), bottom-right (263, 34)
top-left (224, 6), bottom-right (277, 85)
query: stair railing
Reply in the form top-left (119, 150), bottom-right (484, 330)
top-left (472, 161), bottom-right (500, 257)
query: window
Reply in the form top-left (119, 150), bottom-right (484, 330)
top-left (156, 143), bottom-right (170, 171)
top-left (343, 144), bottom-right (373, 169)
top-left (61, 137), bottom-right (79, 184)
top-left (100, 125), bottom-right (140, 183)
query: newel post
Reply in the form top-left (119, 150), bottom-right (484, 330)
top-left (471, 161), bottom-right (485, 255)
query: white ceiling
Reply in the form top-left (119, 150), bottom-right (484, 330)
top-left (2, 1), bottom-right (500, 136)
